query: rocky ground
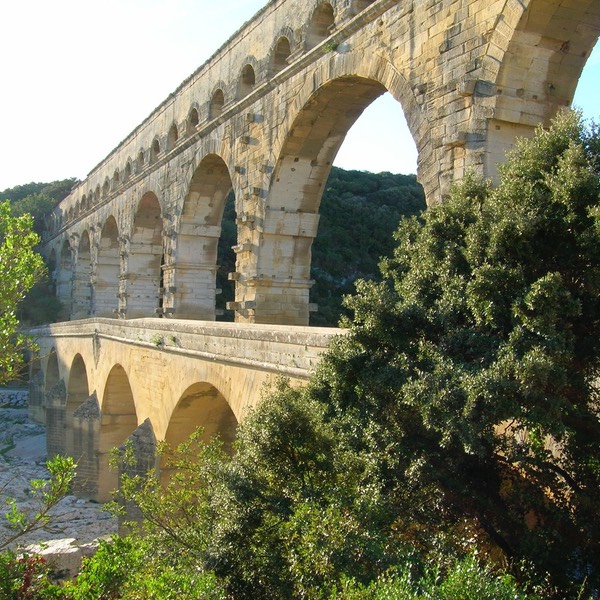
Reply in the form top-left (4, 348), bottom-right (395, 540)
top-left (0, 388), bottom-right (117, 566)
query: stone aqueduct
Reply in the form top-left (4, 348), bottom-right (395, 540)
top-left (30, 0), bottom-right (598, 500)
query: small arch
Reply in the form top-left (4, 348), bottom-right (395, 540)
top-left (102, 179), bottom-right (110, 197)
top-left (124, 160), bottom-right (132, 181)
top-left (210, 89), bottom-right (225, 119)
top-left (352, 0), bottom-right (374, 13)
top-left (238, 64), bottom-right (256, 98)
top-left (113, 169), bottom-right (120, 187)
top-left (99, 364), bottom-right (137, 501)
top-left (272, 36), bottom-right (292, 74)
top-left (307, 2), bottom-right (335, 49)
top-left (137, 150), bottom-right (145, 171)
top-left (81, 194), bottom-right (87, 211)
top-left (45, 348), bottom-right (60, 393)
top-left (167, 123), bottom-right (179, 151)
top-left (187, 107), bottom-right (199, 134)
top-left (94, 185), bottom-right (101, 203)
top-left (66, 354), bottom-right (90, 455)
top-left (162, 382), bottom-right (237, 483)
top-left (151, 138), bottom-right (161, 163)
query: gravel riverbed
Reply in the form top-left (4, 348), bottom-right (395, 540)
top-left (0, 388), bottom-right (117, 551)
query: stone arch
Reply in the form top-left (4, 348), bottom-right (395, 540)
top-left (272, 35), bottom-right (292, 74)
top-left (238, 63), bottom-right (256, 99)
top-left (72, 230), bottom-right (92, 319)
top-left (94, 185), bottom-right (100, 203)
top-left (124, 160), bottom-right (132, 181)
top-left (187, 106), bottom-right (200, 133)
top-left (98, 364), bottom-right (138, 501)
top-left (56, 239), bottom-right (73, 319)
top-left (96, 216), bottom-right (120, 317)
top-left (113, 169), bottom-right (120, 188)
top-left (167, 123), bottom-right (179, 151)
top-left (150, 138), bottom-right (161, 163)
top-left (102, 178), bottom-right (110, 197)
top-left (127, 192), bottom-right (163, 318)
top-left (137, 149), bottom-right (145, 171)
top-left (351, 0), bottom-right (374, 13)
top-left (484, 0), bottom-right (600, 182)
top-left (162, 381), bottom-right (237, 483)
top-left (248, 73), bottom-right (419, 325)
top-left (45, 348), bottom-right (60, 393)
top-left (173, 154), bottom-right (235, 320)
top-left (306, 2), bottom-right (335, 49)
top-left (66, 353), bottom-right (89, 456)
top-left (209, 87), bottom-right (225, 119)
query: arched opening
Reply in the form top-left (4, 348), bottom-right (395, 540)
top-left (137, 150), bottom-right (145, 171)
top-left (124, 161), bottom-right (132, 181)
top-left (209, 89), bottom-right (225, 119)
top-left (66, 354), bottom-right (89, 457)
top-left (167, 124), bottom-right (178, 151)
top-left (127, 193), bottom-right (163, 318)
top-left (102, 178), bottom-right (110, 197)
top-left (99, 364), bottom-right (137, 501)
top-left (486, 0), bottom-right (600, 181)
top-left (255, 76), bottom-right (422, 326)
top-left (187, 107), bottom-right (199, 133)
top-left (72, 230), bottom-right (92, 319)
top-left (113, 169), bottom-right (120, 187)
top-left (45, 348), bottom-right (60, 394)
top-left (96, 216), bottom-right (120, 317)
top-left (272, 36), bottom-right (291, 74)
top-left (150, 138), bottom-right (161, 163)
top-left (238, 64), bottom-right (256, 98)
top-left (352, 0), bottom-right (374, 13)
top-left (94, 185), bottom-right (100, 203)
top-left (174, 154), bottom-right (236, 320)
top-left (56, 240), bottom-right (73, 320)
top-left (162, 382), bottom-right (237, 484)
top-left (306, 2), bottom-right (335, 49)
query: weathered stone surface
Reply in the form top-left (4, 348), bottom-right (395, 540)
top-left (41, 0), bottom-right (599, 326)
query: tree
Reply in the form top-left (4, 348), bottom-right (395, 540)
top-left (0, 201), bottom-right (45, 385)
top-left (309, 110), bottom-right (600, 594)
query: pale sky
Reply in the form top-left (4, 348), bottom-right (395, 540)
top-left (0, 0), bottom-right (598, 192)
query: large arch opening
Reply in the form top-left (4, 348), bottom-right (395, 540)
top-left (174, 154), bottom-right (236, 320)
top-left (99, 364), bottom-right (138, 501)
top-left (56, 240), bottom-right (73, 320)
top-left (96, 216), bottom-right (120, 317)
top-left (128, 193), bottom-right (163, 318)
top-left (72, 231), bottom-right (92, 319)
top-left (161, 382), bottom-right (237, 484)
top-left (255, 76), bottom-right (414, 325)
top-left (487, 0), bottom-right (600, 181)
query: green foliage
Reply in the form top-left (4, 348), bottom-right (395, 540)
top-left (0, 201), bottom-right (46, 385)
top-left (311, 168), bottom-right (425, 325)
top-left (310, 110), bottom-right (600, 594)
top-left (1, 179), bottom-right (76, 235)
